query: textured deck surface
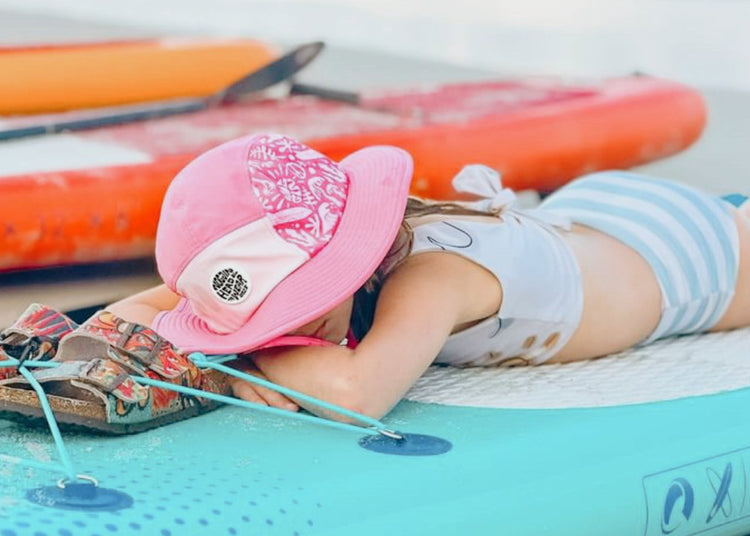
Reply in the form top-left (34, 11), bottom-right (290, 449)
top-left (407, 327), bottom-right (750, 408)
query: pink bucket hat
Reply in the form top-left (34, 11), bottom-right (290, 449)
top-left (152, 133), bottom-right (413, 354)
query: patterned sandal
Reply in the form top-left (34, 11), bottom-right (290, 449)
top-left (0, 310), bottom-right (232, 434)
top-left (0, 303), bottom-right (78, 381)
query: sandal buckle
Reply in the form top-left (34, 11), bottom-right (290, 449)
top-left (81, 359), bottom-right (130, 391)
top-left (0, 334), bottom-right (42, 369)
top-left (15, 339), bottom-right (40, 369)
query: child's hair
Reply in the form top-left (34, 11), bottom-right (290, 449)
top-left (349, 196), bottom-right (497, 340)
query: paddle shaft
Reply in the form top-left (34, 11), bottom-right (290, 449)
top-left (0, 99), bottom-right (207, 140)
top-left (289, 82), bottom-right (361, 104)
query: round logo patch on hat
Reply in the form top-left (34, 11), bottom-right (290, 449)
top-left (211, 266), bottom-right (251, 304)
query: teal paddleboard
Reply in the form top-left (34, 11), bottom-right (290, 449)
top-left (2, 328), bottom-right (750, 536)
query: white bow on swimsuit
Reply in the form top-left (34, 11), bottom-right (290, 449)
top-left (451, 164), bottom-right (572, 231)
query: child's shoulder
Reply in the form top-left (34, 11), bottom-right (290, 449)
top-left (405, 213), bottom-right (501, 229)
top-left (379, 242), bottom-right (504, 333)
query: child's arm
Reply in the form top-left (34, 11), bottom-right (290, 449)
top-left (252, 251), bottom-right (502, 420)
top-left (106, 284), bottom-right (181, 326)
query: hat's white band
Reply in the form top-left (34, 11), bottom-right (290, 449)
top-left (176, 217), bottom-right (309, 334)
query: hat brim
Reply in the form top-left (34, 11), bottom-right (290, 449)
top-left (154, 145), bottom-right (413, 354)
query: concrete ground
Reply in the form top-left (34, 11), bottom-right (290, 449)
top-left (0, 9), bottom-right (747, 325)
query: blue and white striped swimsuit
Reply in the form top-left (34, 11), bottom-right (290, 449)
top-left (541, 171), bottom-right (741, 344)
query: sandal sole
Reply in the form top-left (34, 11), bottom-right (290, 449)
top-left (0, 385), bottom-right (222, 434)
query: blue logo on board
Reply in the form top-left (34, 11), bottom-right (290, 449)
top-left (646, 458), bottom-right (746, 536)
top-left (661, 478), bottom-right (694, 534)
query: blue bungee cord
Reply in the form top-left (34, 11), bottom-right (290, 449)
top-left (187, 351), bottom-right (397, 435)
top-left (0, 350), bottom-right (403, 484)
top-left (1, 347), bottom-right (450, 512)
top-left (0, 359), bottom-right (78, 481)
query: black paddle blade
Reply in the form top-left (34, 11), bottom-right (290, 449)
top-left (217, 41), bottom-right (325, 103)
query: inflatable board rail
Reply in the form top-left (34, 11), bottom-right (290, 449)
top-left (0, 76), bottom-right (706, 271)
top-left (0, 38), bottom-right (278, 114)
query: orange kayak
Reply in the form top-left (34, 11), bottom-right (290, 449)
top-left (0, 38), bottom-right (278, 114)
top-left (0, 76), bottom-right (706, 271)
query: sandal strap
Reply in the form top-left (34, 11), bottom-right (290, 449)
top-left (1, 304), bottom-right (78, 380)
top-left (57, 310), bottom-right (193, 379)
top-left (74, 311), bottom-right (169, 366)
top-left (78, 359), bottom-right (148, 403)
top-left (0, 303), bottom-right (78, 361)
top-left (3, 359), bottom-right (150, 404)
top-left (56, 310), bottom-right (230, 396)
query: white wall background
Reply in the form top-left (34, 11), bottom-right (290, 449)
top-left (1, 0), bottom-right (750, 91)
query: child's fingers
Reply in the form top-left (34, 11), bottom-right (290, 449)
top-left (229, 378), bottom-right (267, 405)
top-left (229, 377), bottom-right (298, 411)
top-left (254, 384), bottom-right (299, 411)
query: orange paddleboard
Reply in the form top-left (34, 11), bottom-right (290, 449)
top-left (0, 76), bottom-right (706, 271)
top-left (0, 38), bottom-right (278, 114)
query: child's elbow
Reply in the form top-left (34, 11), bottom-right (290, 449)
top-left (322, 374), bottom-right (387, 423)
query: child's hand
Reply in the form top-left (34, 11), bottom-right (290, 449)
top-left (226, 359), bottom-right (299, 412)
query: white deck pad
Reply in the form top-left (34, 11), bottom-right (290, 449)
top-left (0, 133), bottom-right (152, 177)
top-left (406, 327), bottom-right (750, 409)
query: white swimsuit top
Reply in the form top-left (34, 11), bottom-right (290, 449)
top-left (412, 165), bottom-right (583, 366)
